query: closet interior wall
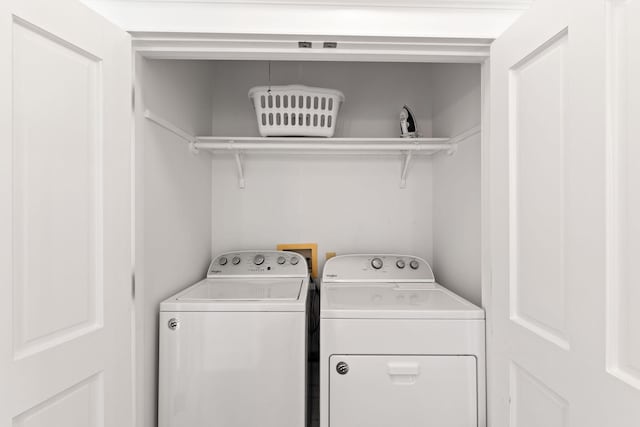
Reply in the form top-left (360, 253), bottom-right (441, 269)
top-left (134, 58), bottom-right (482, 427)
top-left (134, 58), bottom-right (215, 427)
top-left (432, 64), bottom-right (482, 306)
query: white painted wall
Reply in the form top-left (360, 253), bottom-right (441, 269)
top-left (431, 64), bottom-right (482, 305)
top-left (212, 155), bottom-right (434, 272)
top-left (211, 61), bottom-right (433, 138)
top-left (210, 61), bottom-right (436, 270)
top-left (134, 59), bottom-right (214, 427)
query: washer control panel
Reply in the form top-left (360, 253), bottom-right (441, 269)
top-left (207, 250), bottom-right (308, 277)
top-left (322, 254), bottom-right (435, 283)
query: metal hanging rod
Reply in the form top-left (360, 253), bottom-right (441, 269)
top-left (144, 109), bottom-right (199, 153)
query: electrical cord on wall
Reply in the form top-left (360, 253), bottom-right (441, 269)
top-left (308, 277), bottom-right (320, 335)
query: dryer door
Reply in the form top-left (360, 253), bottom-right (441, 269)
top-left (329, 355), bottom-right (477, 427)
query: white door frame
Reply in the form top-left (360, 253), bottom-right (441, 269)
top-left (130, 33), bottom-right (493, 427)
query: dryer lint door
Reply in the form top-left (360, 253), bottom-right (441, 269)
top-left (329, 355), bottom-right (478, 427)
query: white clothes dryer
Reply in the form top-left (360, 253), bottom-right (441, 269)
top-left (320, 254), bottom-right (485, 427)
top-left (159, 250), bottom-right (309, 427)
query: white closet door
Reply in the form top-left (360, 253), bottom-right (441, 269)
top-left (489, 0), bottom-right (640, 426)
top-left (0, 1), bottom-right (133, 427)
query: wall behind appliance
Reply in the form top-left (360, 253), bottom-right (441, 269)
top-left (135, 59), bottom-right (214, 427)
top-left (431, 64), bottom-right (482, 306)
top-left (212, 155), bottom-right (433, 272)
top-left (210, 61), bottom-right (435, 273)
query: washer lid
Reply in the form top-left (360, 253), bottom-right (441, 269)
top-left (160, 277), bottom-right (309, 312)
top-left (321, 283), bottom-right (484, 319)
top-left (178, 278), bottom-right (303, 301)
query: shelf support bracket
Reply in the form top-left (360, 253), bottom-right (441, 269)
top-left (232, 146), bottom-right (246, 189)
top-left (400, 151), bottom-right (413, 189)
top-left (189, 140), bottom-right (200, 155)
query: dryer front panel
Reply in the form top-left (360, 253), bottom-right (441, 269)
top-left (329, 354), bottom-right (477, 427)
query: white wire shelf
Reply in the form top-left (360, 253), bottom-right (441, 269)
top-left (144, 109), bottom-right (480, 189)
top-left (195, 136), bottom-right (455, 154)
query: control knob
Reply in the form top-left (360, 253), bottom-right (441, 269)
top-left (253, 254), bottom-right (265, 266)
top-left (277, 256), bottom-right (286, 265)
top-left (218, 257), bottom-right (228, 266)
top-left (232, 256), bottom-right (241, 265)
top-left (409, 260), bottom-right (420, 270)
top-left (396, 259), bottom-right (405, 269)
top-left (290, 257), bottom-right (299, 265)
top-left (371, 257), bottom-right (383, 270)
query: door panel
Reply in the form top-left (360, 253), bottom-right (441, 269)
top-left (329, 355), bottom-right (477, 427)
top-left (489, 1), bottom-right (572, 425)
top-left (0, 1), bottom-right (132, 426)
top-left (12, 16), bottom-right (102, 359)
top-left (509, 363), bottom-right (568, 427)
top-left (509, 30), bottom-right (569, 350)
top-left (491, 0), bottom-right (640, 426)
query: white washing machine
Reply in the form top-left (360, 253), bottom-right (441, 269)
top-left (320, 254), bottom-right (485, 427)
top-left (159, 250), bottom-right (309, 427)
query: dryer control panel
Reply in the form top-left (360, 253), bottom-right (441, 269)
top-left (207, 250), bottom-right (308, 278)
top-left (322, 254), bottom-right (435, 283)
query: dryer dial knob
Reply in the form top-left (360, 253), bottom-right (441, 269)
top-left (253, 254), bottom-right (265, 266)
top-left (409, 260), bottom-right (420, 270)
top-left (396, 259), bottom-right (405, 269)
top-left (371, 258), bottom-right (383, 270)
top-left (290, 257), bottom-right (300, 265)
top-left (277, 256), bottom-right (286, 265)
top-left (218, 257), bottom-right (228, 266)
top-left (232, 256), bottom-right (241, 265)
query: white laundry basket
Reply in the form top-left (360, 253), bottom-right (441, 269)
top-left (248, 85), bottom-right (344, 137)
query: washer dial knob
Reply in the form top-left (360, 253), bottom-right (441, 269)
top-left (277, 256), bottom-right (286, 265)
top-left (396, 259), bottom-right (405, 269)
top-left (232, 256), bottom-right (241, 265)
top-left (253, 254), bottom-right (265, 266)
top-left (409, 260), bottom-right (420, 270)
top-left (218, 257), bottom-right (228, 266)
top-left (371, 257), bottom-right (383, 270)
top-left (290, 257), bottom-right (299, 265)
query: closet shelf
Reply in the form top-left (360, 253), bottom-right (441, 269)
top-left (195, 136), bottom-right (455, 154)
top-left (144, 109), bottom-right (480, 189)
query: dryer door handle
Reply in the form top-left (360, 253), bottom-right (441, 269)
top-left (387, 362), bottom-right (420, 384)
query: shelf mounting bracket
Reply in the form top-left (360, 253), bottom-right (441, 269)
top-left (400, 151), bottom-right (413, 189)
top-left (231, 143), bottom-right (246, 189)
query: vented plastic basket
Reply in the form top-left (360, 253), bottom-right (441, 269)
top-left (248, 85), bottom-right (344, 137)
